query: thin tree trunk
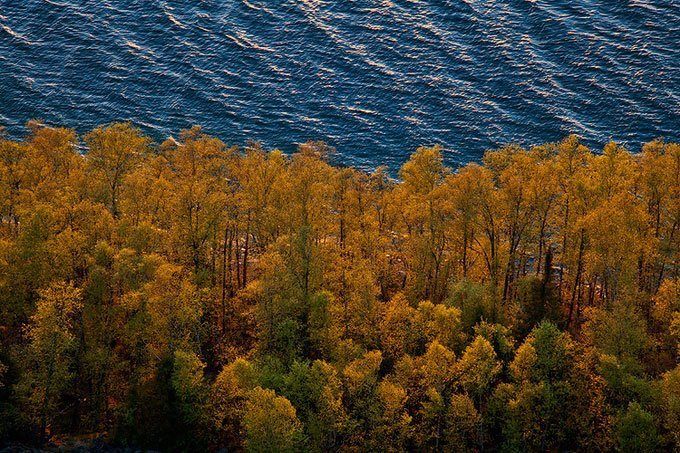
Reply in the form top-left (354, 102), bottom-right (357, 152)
top-left (566, 228), bottom-right (585, 330)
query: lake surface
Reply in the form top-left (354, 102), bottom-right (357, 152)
top-left (1, 0), bottom-right (679, 169)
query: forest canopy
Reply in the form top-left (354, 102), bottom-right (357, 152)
top-left (0, 123), bottom-right (679, 451)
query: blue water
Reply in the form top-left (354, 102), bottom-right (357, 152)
top-left (1, 1), bottom-right (679, 169)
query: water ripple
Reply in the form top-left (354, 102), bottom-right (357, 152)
top-left (0, 0), bottom-right (678, 169)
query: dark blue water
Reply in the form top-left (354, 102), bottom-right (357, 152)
top-left (1, 1), bottom-right (679, 169)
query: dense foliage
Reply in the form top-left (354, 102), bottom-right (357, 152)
top-left (1, 123), bottom-right (679, 451)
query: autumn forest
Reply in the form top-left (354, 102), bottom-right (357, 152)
top-left (0, 123), bottom-right (679, 452)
